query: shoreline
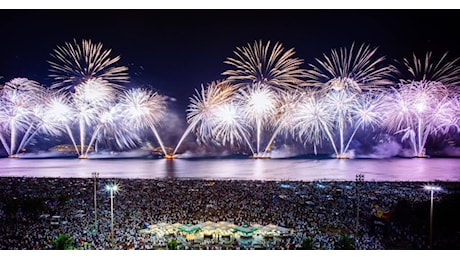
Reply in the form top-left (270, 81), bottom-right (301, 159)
top-left (2, 175), bottom-right (460, 183)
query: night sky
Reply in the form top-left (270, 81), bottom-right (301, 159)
top-left (1, 9), bottom-right (459, 113)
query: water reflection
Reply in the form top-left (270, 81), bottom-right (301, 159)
top-left (165, 159), bottom-right (175, 179)
top-left (0, 157), bottom-right (459, 181)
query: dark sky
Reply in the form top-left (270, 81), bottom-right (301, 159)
top-left (1, 9), bottom-right (459, 113)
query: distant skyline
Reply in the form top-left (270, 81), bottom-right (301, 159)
top-left (1, 9), bottom-right (459, 112)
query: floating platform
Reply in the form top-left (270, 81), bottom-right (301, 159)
top-left (164, 154), bottom-right (176, 160)
top-left (250, 154), bottom-right (271, 159)
top-left (413, 154), bottom-right (430, 158)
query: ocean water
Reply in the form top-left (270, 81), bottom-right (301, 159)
top-left (0, 156), bottom-right (459, 181)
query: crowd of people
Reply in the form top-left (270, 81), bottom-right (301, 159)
top-left (0, 176), bottom-right (454, 250)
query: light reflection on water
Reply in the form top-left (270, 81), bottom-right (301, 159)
top-left (0, 157), bottom-right (459, 181)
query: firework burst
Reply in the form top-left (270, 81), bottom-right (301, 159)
top-left (0, 78), bottom-right (45, 156)
top-left (87, 106), bottom-right (140, 154)
top-left (223, 40), bottom-right (308, 91)
top-left (1, 40), bottom-right (459, 160)
top-left (186, 81), bottom-right (235, 133)
top-left (235, 82), bottom-right (279, 155)
top-left (292, 90), bottom-right (387, 157)
top-left (2, 77), bottom-right (44, 93)
top-left (342, 92), bottom-right (386, 154)
top-left (210, 103), bottom-right (252, 151)
top-left (16, 90), bottom-right (70, 152)
top-left (292, 93), bottom-right (336, 153)
top-left (305, 42), bottom-right (394, 93)
top-left (48, 39), bottom-right (129, 91)
top-left (263, 90), bottom-right (306, 153)
top-left (392, 51), bottom-right (460, 93)
top-left (175, 81), bottom-right (236, 153)
top-left (64, 77), bottom-right (127, 158)
top-left (73, 78), bottom-right (117, 105)
top-left (382, 81), bottom-right (452, 157)
top-left (118, 88), bottom-right (168, 155)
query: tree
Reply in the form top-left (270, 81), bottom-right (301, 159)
top-left (52, 234), bottom-right (74, 250)
top-left (167, 239), bottom-right (178, 250)
top-left (336, 234), bottom-right (355, 250)
top-left (300, 237), bottom-right (314, 249)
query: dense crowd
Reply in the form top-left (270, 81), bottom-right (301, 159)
top-left (0, 176), bottom-right (454, 250)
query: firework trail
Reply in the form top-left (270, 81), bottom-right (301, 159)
top-left (86, 105), bottom-right (140, 154)
top-left (342, 92), bottom-right (386, 154)
top-left (325, 90), bottom-right (358, 156)
top-left (298, 43), bottom-right (394, 157)
top-left (263, 90), bottom-right (306, 154)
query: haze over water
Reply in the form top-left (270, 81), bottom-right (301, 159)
top-left (0, 157), bottom-right (459, 182)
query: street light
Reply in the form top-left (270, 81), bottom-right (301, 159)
top-left (355, 173), bottom-right (365, 249)
top-left (91, 172), bottom-right (99, 232)
top-left (106, 183), bottom-right (119, 249)
top-left (424, 185), bottom-right (441, 249)
top-left (355, 173), bottom-right (364, 234)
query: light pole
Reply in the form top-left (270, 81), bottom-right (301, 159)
top-left (92, 172), bottom-right (99, 232)
top-left (106, 183), bottom-right (119, 249)
top-left (355, 174), bottom-right (364, 239)
top-left (424, 185), bottom-right (441, 249)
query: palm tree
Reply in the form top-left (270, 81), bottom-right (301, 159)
top-left (52, 234), bottom-right (74, 250)
top-left (300, 237), bottom-right (314, 249)
top-left (167, 239), bottom-right (178, 250)
top-left (336, 234), bottom-right (355, 250)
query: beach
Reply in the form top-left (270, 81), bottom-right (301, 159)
top-left (1, 177), bottom-right (459, 250)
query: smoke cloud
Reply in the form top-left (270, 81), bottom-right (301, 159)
top-left (356, 136), bottom-right (402, 159)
